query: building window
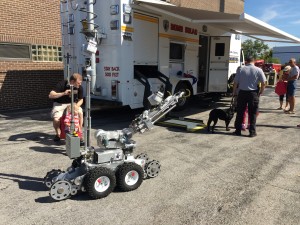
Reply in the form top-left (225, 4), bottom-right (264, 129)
top-left (0, 43), bottom-right (31, 60)
top-left (32, 45), bottom-right (62, 62)
top-left (169, 42), bottom-right (185, 76)
top-left (215, 43), bottom-right (225, 56)
top-left (170, 43), bottom-right (184, 62)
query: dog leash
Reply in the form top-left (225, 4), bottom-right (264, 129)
top-left (230, 95), bottom-right (237, 111)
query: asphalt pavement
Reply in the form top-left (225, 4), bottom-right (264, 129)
top-left (1, 84), bottom-right (300, 225)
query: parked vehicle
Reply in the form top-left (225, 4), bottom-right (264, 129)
top-left (255, 60), bottom-right (281, 73)
top-left (60, 0), bottom-right (244, 109)
top-left (254, 60), bottom-right (281, 85)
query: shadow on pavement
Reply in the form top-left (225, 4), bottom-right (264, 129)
top-left (0, 173), bottom-right (46, 192)
top-left (257, 124), bottom-right (298, 129)
top-left (0, 108), bottom-right (51, 122)
top-left (9, 132), bottom-right (54, 142)
top-left (8, 132), bottom-right (66, 155)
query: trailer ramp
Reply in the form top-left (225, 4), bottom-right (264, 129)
top-left (156, 117), bottom-right (206, 132)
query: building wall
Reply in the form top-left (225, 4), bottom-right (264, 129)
top-left (0, 69), bottom-right (62, 111)
top-left (273, 46), bottom-right (300, 65)
top-left (224, 0), bottom-right (244, 14)
top-left (0, 0), bottom-right (63, 111)
top-left (169, 0), bottom-right (244, 14)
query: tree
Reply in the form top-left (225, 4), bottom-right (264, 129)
top-left (272, 58), bottom-right (281, 64)
top-left (242, 39), bottom-right (269, 59)
top-left (242, 39), bottom-right (281, 63)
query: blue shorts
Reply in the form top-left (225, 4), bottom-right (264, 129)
top-left (287, 81), bottom-right (297, 96)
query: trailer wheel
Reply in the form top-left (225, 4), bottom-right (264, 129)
top-left (84, 167), bottom-right (116, 199)
top-left (174, 83), bottom-right (192, 111)
top-left (116, 163), bottom-right (144, 192)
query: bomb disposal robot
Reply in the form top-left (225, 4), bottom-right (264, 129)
top-left (45, 0), bottom-right (187, 201)
top-left (44, 81), bottom-right (185, 200)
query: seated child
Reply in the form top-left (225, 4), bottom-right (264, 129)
top-left (60, 104), bottom-right (83, 140)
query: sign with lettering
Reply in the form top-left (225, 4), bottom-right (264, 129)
top-left (104, 66), bottom-right (120, 77)
top-left (170, 23), bottom-right (198, 35)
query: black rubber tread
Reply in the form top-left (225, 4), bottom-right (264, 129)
top-left (116, 162), bottom-right (144, 192)
top-left (84, 167), bottom-right (116, 199)
top-left (44, 169), bottom-right (63, 188)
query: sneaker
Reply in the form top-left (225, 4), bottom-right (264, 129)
top-left (277, 107), bottom-right (283, 110)
top-left (53, 135), bottom-right (60, 142)
top-left (241, 124), bottom-right (246, 131)
top-left (248, 133), bottom-right (257, 138)
top-left (297, 124), bottom-right (300, 128)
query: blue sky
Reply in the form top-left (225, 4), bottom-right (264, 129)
top-left (244, 0), bottom-right (300, 48)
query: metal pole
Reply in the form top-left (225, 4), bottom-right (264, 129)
top-left (84, 74), bottom-right (91, 149)
top-left (70, 85), bottom-right (75, 133)
top-left (66, 53), bottom-right (71, 84)
top-left (87, 0), bottom-right (96, 92)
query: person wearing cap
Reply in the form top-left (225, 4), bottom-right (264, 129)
top-left (232, 56), bottom-right (267, 137)
top-left (284, 58), bottom-right (300, 114)
top-left (277, 65), bottom-right (291, 110)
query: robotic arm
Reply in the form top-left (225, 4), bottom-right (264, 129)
top-left (130, 91), bottom-right (185, 133)
top-left (94, 91), bottom-right (185, 150)
top-left (95, 128), bottom-right (135, 150)
top-left (94, 91), bottom-right (186, 150)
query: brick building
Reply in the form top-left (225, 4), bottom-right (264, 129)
top-left (0, 0), bottom-right (63, 111)
top-left (167, 0), bottom-right (244, 14)
top-left (0, 0), bottom-right (244, 111)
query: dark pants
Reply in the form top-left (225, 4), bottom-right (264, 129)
top-left (234, 90), bottom-right (259, 134)
top-left (279, 94), bottom-right (288, 102)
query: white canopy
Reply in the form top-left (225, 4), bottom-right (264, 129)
top-left (134, 0), bottom-right (300, 43)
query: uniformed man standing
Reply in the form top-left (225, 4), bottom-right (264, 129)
top-left (232, 56), bottom-right (267, 137)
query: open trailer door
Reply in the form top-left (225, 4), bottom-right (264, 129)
top-left (208, 36), bottom-right (230, 92)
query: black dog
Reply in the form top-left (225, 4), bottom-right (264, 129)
top-left (207, 108), bottom-right (234, 133)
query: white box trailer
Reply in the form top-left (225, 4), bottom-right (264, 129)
top-left (60, 0), bottom-right (300, 109)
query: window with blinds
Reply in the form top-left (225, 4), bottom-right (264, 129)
top-left (0, 43), bottom-right (31, 59)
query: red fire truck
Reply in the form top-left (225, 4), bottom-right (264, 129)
top-left (255, 60), bottom-right (281, 85)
